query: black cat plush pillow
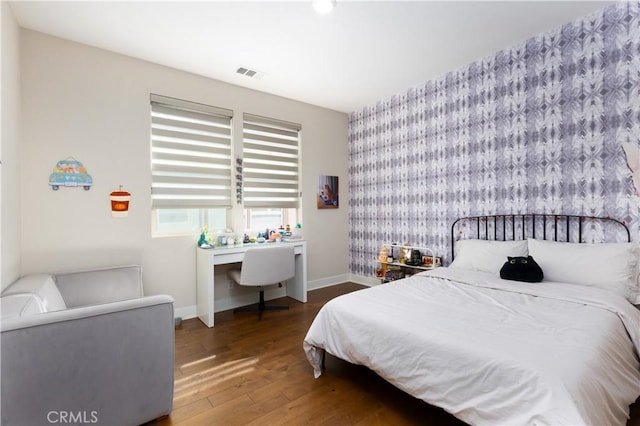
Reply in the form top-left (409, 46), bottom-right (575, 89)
top-left (500, 256), bottom-right (544, 283)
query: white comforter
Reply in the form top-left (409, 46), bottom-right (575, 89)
top-left (303, 267), bottom-right (640, 425)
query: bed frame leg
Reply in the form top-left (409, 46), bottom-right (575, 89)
top-left (321, 349), bottom-right (326, 371)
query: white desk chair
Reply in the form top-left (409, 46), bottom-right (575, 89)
top-left (228, 245), bottom-right (295, 320)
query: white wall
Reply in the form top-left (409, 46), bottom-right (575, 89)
top-left (1, 2), bottom-right (22, 289)
top-left (19, 30), bottom-right (350, 314)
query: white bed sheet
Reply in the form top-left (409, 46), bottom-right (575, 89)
top-left (303, 267), bottom-right (640, 425)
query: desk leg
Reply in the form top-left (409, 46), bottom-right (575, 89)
top-left (286, 244), bottom-right (307, 303)
top-left (196, 248), bottom-right (215, 327)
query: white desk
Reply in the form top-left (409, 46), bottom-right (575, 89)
top-left (196, 241), bottom-right (307, 327)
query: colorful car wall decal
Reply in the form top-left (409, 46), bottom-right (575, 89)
top-left (49, 158), bottom-right (93, 190)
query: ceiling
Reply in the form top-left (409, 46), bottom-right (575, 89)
top-left (9, 0), bottom-right (614, 113)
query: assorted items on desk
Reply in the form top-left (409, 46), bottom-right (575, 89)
top-left (198, 224), bottom-right (303, 249)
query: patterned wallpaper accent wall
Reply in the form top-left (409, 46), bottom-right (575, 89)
top-left (349, 1), bottom-right (640, 277)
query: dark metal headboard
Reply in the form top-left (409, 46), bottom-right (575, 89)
top-left (451, 214), bottom-right (631, 261)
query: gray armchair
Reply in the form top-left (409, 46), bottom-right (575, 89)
top-left (1, 266), bottom-right (174, 426)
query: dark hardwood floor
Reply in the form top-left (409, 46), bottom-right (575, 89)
top-left (157, 283), bottom-right (640, 426)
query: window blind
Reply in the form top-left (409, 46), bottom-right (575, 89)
top-left (150, 94), bottom-right (233, 209)
top-left (242, 114), bottom-right (301, 208)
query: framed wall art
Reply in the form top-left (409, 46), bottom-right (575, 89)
top-left (317, 175), bottom-right (339, 209)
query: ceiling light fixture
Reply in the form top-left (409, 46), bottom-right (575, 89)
top-left (312, 0), bottom-right (336, 14)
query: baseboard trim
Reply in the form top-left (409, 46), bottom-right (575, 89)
top-left (307, 274), bottom-right (351, 291)
top-left (174, 305), bottom-right (197, 320)
top-left (348, 274), bottom-right (379, 287)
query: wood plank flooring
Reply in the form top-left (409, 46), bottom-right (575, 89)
top-left (156, 283), bottom-right (640, 426)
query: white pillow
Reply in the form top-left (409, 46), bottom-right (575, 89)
top-left (527, 238), bottom-right (640, 303)
top-left (0, 274), bottom-right (67, 318)
top-left (450, 239), bottom-right (528, 274)
top-left (1, 293), bottom-right (47, 319)
top-left (1, 274), bottom-right (67, 312)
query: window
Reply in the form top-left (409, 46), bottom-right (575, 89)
top-left (153, 208), bottom-right (228, 235)
top-left (242, 114), bottom-right (301, 209)
top-left (244, 208), bottom-right (299, 233)
top-left (150, 95), bottom-right (233, 235)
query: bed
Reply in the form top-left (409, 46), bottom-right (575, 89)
top-left (303, 214), bottom-right (640, 425)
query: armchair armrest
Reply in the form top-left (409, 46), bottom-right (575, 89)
top-left (1, 295), bottom-right (174, 426)
top-left (54, 265), bottom-right (144, 308)
top-left (0, 294), bottom-right (173, 332)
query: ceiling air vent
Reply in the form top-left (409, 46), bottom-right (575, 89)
top-left (236, 66), bottom-right (266, 80)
